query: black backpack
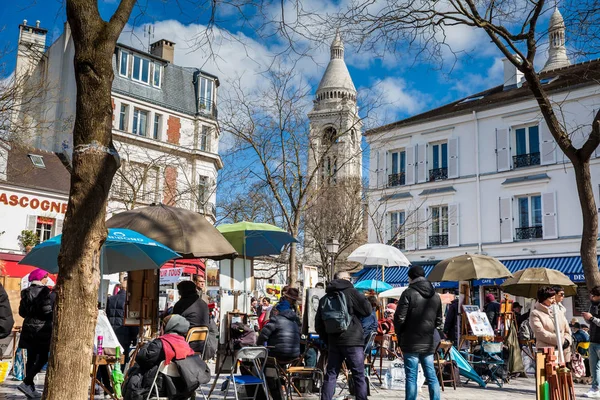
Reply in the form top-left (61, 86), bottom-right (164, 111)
top-left (320, 291), bottom-right (351, 334)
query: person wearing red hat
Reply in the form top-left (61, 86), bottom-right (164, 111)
top-left (18, 268), bottom-right (55, 398)
top-left (484, 293), bottom-right (501, 331)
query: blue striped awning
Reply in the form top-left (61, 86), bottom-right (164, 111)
top-left (353, 256), bottom-right (598, 288)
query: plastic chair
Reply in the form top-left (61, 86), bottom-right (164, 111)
top-left (146, 361), bottom-right (197, 400)
top-left (434, 340), bottom-right (457, 391)
top-left (223, 347), bottom-right (269, 400)
top-left (186, 326), bottom-right (209, 359)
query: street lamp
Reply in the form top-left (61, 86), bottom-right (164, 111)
top-left (326, 238), bottom-right (339, 281)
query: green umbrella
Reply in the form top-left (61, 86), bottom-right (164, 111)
top-left (217, 221), bottom-right (297, 257)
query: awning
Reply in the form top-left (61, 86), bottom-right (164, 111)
top-left (161, 258), bottom-right (205, 276)
top-left (353, 255), bottom-right (597, 288)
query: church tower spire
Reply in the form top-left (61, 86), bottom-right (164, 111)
top-left (331, 31), bottom-right (344, 60)
top-left (542, 7), bottom-right (570, 72)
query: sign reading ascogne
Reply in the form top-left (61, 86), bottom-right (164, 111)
top-left (0, 191), bottom-right (68, 214)
top-left (160, 267), bottom-right (184, 285)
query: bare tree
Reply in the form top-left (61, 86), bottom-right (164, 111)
top-left (332, 0), bottom-right (600, 288)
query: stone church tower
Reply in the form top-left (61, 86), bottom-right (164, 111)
top-left (307, 32), bottom-right (362, 185)
top-left (541, 8), bottom-right (570, 72)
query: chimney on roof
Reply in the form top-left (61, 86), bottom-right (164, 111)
top-left (502, 57), bottom-right (523, 90)
top-left (16, 19), bottom-right (47, 81)
top-left (150, 39), bottom-right (175, 63)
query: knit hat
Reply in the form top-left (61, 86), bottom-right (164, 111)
top-left (163, 314), bottom-right (190, 336)
top-left (407, 265), bottom-right (425, 280)
top-left (29, 269), bottom-right (48, 282)
top-left (276, 299), bottom-right (291, 312)
top-left (485, 294), bottom-right (495, 303)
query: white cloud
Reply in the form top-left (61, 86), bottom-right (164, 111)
top-left (450, 57), bottom-right (504, 96)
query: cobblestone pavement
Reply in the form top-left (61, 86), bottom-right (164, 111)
top-left (0, 367), bottom-right (592, 399)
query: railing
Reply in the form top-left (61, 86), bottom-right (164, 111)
top-left (429, 167), bottom-right (448, 181)
top-left (198, 97), bottom-right (218, 118)
top-left (513, 152), bottom-right (540, 168)
top-left (387, 238), bottom-right (405, 250)
top-left (388, 173), bottom-right (405, 187)
top-left (429, 234), bottom-right (448, 248)
top-left (515, 226), bottom-right (543, 240)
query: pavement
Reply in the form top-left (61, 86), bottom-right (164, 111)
top-left (0, 364), bottom-right (594, 399)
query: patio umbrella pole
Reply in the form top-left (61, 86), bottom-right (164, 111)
top-left (381, 264), bottom-right (385, 283)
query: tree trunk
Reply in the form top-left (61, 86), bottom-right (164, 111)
top-left (289, 241), bottom-right (298, 287)
top-left (573, 159), bottom-right (600, 289)
top-left (43, 1), bottom-right (133, 398)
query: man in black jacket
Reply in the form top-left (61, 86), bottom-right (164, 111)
top-left (106, 280), bottom-right (139, 367)
top-left (257, 301), bottom-right (300, 361)
top-left (173, 280), bottom-right (209, 352)
top-left (394, 266), bottom-right (442, 400)
top-left (315, 271), bottom-right (371, 400)
top-left (0, 283), bottom-right (14, 339)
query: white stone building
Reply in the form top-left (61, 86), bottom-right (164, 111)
top-left (361, 8), bottom-right (600, 320)
top-left (12, 20), bottom-right (222, 221)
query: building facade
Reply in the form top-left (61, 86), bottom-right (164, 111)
top-left (362, 9), bottom-right (600, 320)
top-left (12, 21), bottom-right (222, 221)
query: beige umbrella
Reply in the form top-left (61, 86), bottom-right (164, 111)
top-left (106, 203), bottom-right (237, 260)
top-left (428, 254), bottom-right (513, 282)
top-left (500, 268), bottom-right (577, 299)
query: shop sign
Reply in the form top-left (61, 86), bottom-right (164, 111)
top-left (160, 267), bottom-right (183, 285)
top-left (0, 191), bottom-right (68, 214)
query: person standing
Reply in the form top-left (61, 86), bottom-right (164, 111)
top-left (394, 265), bottom-right (442, 400)
top-left (530, 287), bottom-right (572, 361)
top-left (553, 286), bottom-right (567, 315)
top-left (443, 297), bottom-right (459, 345)
top-left (0, 282), bottom-right (14, 339)
top-left (173, 280), bottom-right (209, 353)
top-left (315, 271), bottom-right (372, 400)
top-left (484, 294), bottom-right (501, 331)
top-left (582, 286), bottom-right (600, 397)
top-left (18, 269), bottom-right (55, 398)
top-left (106, 278), bottom-right (138, 367)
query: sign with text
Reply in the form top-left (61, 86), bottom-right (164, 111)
top-left (463, 305), bottom-right (495, 337)
top-left (160, 267), bottom-right (183, 285)
top-left (0, 191), bottom-right (68, 214)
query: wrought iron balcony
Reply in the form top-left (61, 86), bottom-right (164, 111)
top-left (388, 173), bottom-right (405, 187)
top-left (387, 238), bottom-right (405, 250)
top-left (429, 234), bottom-right (448, 248)
top-left (429, 167), bottom-right (448, 181)
top-left (515, 226), bottom-right (543, 240)
top-left (513, 152), bottom-right (540, 168)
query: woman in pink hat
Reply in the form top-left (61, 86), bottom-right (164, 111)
top-left (17, 268), bottom-right (55, 398)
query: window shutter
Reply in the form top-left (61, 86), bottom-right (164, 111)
top-left (499, 197), bottom-right (513, 243)
top-left (376, 151), bottom-right (385, 188)
top-left (417, 207), bottom-right (428, 249)
top-left (540, 121), bottom-right (556, 165)
top-left (385, 213), bottom-right (391, 243)
top-left (417, 144), bottom-right (427, 183)
top-left (54, 219), bottom-right (64, 236)
top-left (405, 146), bottom-right (416, 185)
top-left (542, 192), bottom-right (558, 239)
top-left (448, 203), bottom-right (459, 247)
top-left (404, 210), bottom-right (416, 250)
top-left (496, 128), bottom-right (511, 172)
top-left (26, 215), bottom-right (37, 231)
top-left (384, 150), bottom-right (389, 187)
top-left (448, 138), bottom-right (459, 179)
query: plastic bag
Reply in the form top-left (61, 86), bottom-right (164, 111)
top-left (383, 358), bottom-right (425, 390)
top-left (0, 361), bottom-right (11, 383)
top-left (521, 350), bottom-right (535, 375)
top-left (12, 348), bottom-right (24, 381)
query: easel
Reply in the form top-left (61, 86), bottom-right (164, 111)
top-left (89, 354), bottom-right (125, 400)
top-left (535, 348), bottom-right (575, 400)
top-left (498, 295), bottom-right (514, 338)
top-left (458, 283), bottom-right (478, 350)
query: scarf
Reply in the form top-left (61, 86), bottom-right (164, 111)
top-left (159, 333), bottom-right (194, 365)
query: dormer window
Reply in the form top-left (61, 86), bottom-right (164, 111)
top-left (28, 154), bottom-right (45, 168)
top-left (119, 50), bottom-right (129, 77)
top-left (153, 63), bottom-right (162, 87)
top-left (198, 77), bottom-right (214, 112)
top-left (132, 55), bottom-right (150, 84)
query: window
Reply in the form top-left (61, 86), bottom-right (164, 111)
top-left (514, 125), bottom-right (540, 168)
top-left (119, 104), bottom-right (129, 131)
top-left (388, 211), bottom-right (405, 249)
top-left (429, 205), bottom-right (449, 247)
top-left (430, 142), bottom-right (448, 181)
top-left (119, 50), bottom-right (129, 77)
top-left (321, 156), bottom-right (337, 184)
top-left (153, 63), bottom-right (162, 87)
top-left (132, 55), bottom-right (150, 84)
top-left (388, 150), bottom-right (406, 187)
top-left (153, 114), bottom-right (161, 139)
top-left (118, 162), bottom-right (158, 203)
top-left (198, 176), bottom-right (209, 209)
top-left (199, 77), bottom-right (214, 112)
top-left (28, 154), bottom-right (45, 168)
top-left (323, 127), bottom-right (338, 146)
top-left (516, 195), bottom-right (542, 240)
top-left (36, 217), bottom-right (54, 243)
top-left (132, 109), bottom-right (148, 136)
top-left (200, 126), bottom-right (210, 151)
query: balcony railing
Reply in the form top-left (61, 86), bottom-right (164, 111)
top-left (429, 167), bottom-right (448, 181)
top-left (388, 173), bottom-right (405, 187)
top-left (198, 97), bottom-right (218, 119)
top-left (387, 238), bottom-right (405, 250)
top-left (429, 234), bottom-right (448, 248)
top-left (513, 152), bottom-right (540, 168)
top-left (515, 226), bottom-right (543, 240)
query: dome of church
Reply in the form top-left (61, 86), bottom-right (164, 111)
top-left (549, 7), bottom-right (565, 30)
top-left (316, 33), bottom-right (357, 98)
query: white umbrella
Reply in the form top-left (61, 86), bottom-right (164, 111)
top-left (347, 243), bottom-right (410, 267)
top-left (378, 286), bottom-right (407, 299)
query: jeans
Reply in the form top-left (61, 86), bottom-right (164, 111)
top-left (590, 343), bottom-right (600, 390)
top-left (403, 352), bottom-right (440, 400)
top-left (321, 345), bottom-right (367, 400)
top-left (24, 345), bottom-right (50, 386)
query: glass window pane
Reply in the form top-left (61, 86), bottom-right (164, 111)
top-left (433, 145), bottom-right (439, 169)
top-left (532, 195), bottom-right (542, 226)
top-left (400, 151), bottom-right (406, 173)
top-left (519, 197), bottom-right (529, 228)
top-left (120, 52), bottom-right (128, 76)
top-left (432, 207), bottom-right (440, 234)
top-left (133, 56), bottom-right (141, 79)
top-left (516, 128), bottom-right (526, 155)
top-left (442, 206), bottom-right (449, 234)
top-left (399, 211), bottom-right (405, 225)
top-left (206, 80), bottom-right (213, 110)
top-left (200, 78), bottom-right (206, 106)
top-left (391, 152), bottom-right (399, 174)
top-left (139, 111), bottom-right (147, 136)
top-left (441, 143), bottom-right (448, 168)
top-left (141, 59), bottom-right (149, 83)
top-left (529, 126), bottom-right (540, 154)
top-left (153, 114), bottom-right (160, 139)
top-left (132, 110), bottom-right (138, 134)
top-left (390, 213), bottom-right (398, 239)
top-left (153, 64), bottom-right (161, 86)
top-left (119, 105), bottom-right (127, 131)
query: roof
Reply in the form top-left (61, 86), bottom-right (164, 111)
top-left (316, 35), bottom-right (356, 94)
top-left (3, 145), bottom-right (70, 194)
top-left (365, 58), bottom-right (600, 136)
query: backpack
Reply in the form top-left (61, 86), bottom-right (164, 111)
top-left (320, 291), bottom-right (351, 334)
top-left (230, 322), bottom-right (256, 349)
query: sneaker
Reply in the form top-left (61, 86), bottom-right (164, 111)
top-left (584, 390), bottom-right (600, 398)
top-left (17, 382), bottom-right (40, 398)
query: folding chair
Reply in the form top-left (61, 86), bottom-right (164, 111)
top-left (340, 331), bottom-right (379, 396)
top-left (223, 347), bottom-right (269, 400)
top-left (146, 361), bottom-right (197, 400)
top-left (186, 326), bottom-right (210, 360)
top-left (468, 341), bottom-right (506, 388)
top-left (434, 340), bottom-right (457, 391)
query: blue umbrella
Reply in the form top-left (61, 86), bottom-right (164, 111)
top-left (19, 228), bottom-right (180, 274)
top-left (354, 279), bottom-right (393, 292)
top-left (450, 346), bottom-right (486, 388)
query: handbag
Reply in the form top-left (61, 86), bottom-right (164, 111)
top-left (174, 354), bottom-right (211, 393)
top-left (12, 348), bottom-right (24, 381)
top-left (571, 352), bottom-right (586, 378)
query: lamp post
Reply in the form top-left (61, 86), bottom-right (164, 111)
top-left (326, 238), bottom-right (339, 282)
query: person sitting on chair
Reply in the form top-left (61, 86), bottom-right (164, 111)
top-left (173, 280), bottom-right (209, 353)
top-left (257, 301), bottom-right (301, 362)
top-left (123, 315), bottom-right (201, 400)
